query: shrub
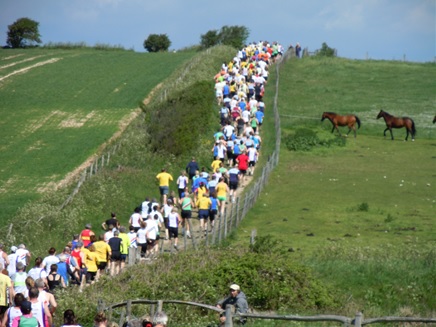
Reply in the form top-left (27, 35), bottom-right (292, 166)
top-left (284, 128), bottom-right (346, 151)
top-left (145, 80), bottom-right (217, 156)
top-left (284, 128), bottom-right (320, 151)
top-left (357, 202), bottom-right (369, 212)
top-left (55, 245), bottom-right (339, 326)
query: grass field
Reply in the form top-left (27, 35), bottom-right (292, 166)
top-left (236, 56), bottom-right (436, 251)
top-left (232, 56), bottom-right (436, 316)
top-left (0, 48), bottom-right (195, 222)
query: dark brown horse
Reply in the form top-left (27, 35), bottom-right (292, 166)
top-left (321, 112), bottom-right (361, 138)
top-left (376, 110), bottom-right (416, 141)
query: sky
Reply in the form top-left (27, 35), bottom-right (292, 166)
top-left (1, 0), bottom-right (435, 62)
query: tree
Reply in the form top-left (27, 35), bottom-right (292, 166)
top-left (7, 17), bottom-right (42, 48)
top-left (199, 25), bottom-right (250, 50)
top-left (200, 30), bottom-right (220, 49)
top-left (316, 42), bottom-right (336, 57)
top-left (143, 34), bottom-right (171, 52)
top-left (219, 25), bottom-right (249, 49)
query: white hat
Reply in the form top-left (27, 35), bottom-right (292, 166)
top-left (230, 284), bottom-right (240, 291)
top-left (10, 246), bottom-right (17, 253)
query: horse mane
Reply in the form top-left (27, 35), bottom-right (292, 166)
top-left (380, 110), bottom-right (392, 117)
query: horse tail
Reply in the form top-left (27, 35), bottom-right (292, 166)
top-left (411, 119), bottom-right (416, 137)
top-left (355, 115), bottom-right (361, 129)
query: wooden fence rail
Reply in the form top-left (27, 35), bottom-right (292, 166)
top-left (98, 299), bottom-right (436, 327)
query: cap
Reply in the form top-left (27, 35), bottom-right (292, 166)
top-left (85, 223), bottom-right (92, 229)
top-left (16, 262), bottom-right (24, 270)
top-left (21, 301), bottom-right (32, 314)
top-left (10, 246), bottom-right (17, 253)
top-left (59, 254), bottom-right (67, 262)
top-left (230, 284), bottom-right (240, 291)
top-left (113, 230), bottom-right (120, 236)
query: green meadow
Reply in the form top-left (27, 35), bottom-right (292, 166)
top-left (0, 48), bottom-right (194, 221)
top-left (233, 57), bottom-right (436, 317)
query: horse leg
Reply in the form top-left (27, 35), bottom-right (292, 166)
top-left (383, 127), bottom-right (394, 140)
top-left (335, 126), bottom-right (342, 137)
top-left (331, 125), bottom-right (335, 134)
top-left (405, 129), bottom-right (409, 141)
top-left (347, 125), bottom-right (356, 138)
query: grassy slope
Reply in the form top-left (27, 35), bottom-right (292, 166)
top-left (0, 49), bottom-right (194, 222)
top-left (233, 56), bottom-right (436, 315)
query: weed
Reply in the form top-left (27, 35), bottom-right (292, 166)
top-left (384, 213), bottom-right (395, 223)
top-left (357, 202), bottom-right (369, 212)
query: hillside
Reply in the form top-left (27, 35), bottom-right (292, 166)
top-left (0, 48), bottom-right (194, 222)
top-left (233, 56), bottom-right (436, 317)
top-left (1, 49), bottom-right (435, 325)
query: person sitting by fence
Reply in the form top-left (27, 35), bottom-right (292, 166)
top-left (152, 311), bottom-right (168, 327)
top-left (216, 284), bottom-right (248, 325)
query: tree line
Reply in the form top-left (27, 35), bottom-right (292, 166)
top-left (4, 17), bottom-right (250, 52)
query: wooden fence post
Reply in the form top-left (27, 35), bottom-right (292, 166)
top-left (250, 229), bottom-right (257, 245)
top-left (225, 305), bottom-right (233, 327)
top-left (354, 312), bottom-right (363, 327)
top-left (97, 299), bottom-right (105, 312)
top-left (187, 218), bottom-right (197, 250)
top-left (128, 247), bottom-right (136, 266)
top-left (236, 197), bottom-right (241, 225)
top-left (157, 300), bottom-right (163, 312)
top-left (224, 207), bottom-right (228, 238)
top-left (150, 304), bottom-right (155, 318)
top-left (125, 300), bottom-right (132, 322)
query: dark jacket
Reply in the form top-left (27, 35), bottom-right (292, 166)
top-left (217, 291), bottom-right (248, 324)
top-left (186, 161), bottom-right (200, 176)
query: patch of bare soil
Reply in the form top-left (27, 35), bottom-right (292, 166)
top-left (2, 54), bottom-right (24, 61)
top-left (58, 111), bottom-right (96, 128)
top-left (54, 83), bottom-right (163, 190)
top-left (0, 58), bottom-right (62, 82)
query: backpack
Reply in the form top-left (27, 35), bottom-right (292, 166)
top-left (18, 316), bottom-right (39, 327)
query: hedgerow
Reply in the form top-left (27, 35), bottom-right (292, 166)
top-left (55, 239), bottom-right (339, 326)
top-left (145, 80), bottom-right (217, 156)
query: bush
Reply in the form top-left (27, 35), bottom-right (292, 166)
top-left (145, 80), bottom-right (217, 156)
top-left (55, 245), bottom-right (339, 326)
top-left (284, 128), bottom-right (346, 151)
top-left (284, 128), bottom-right (320, 151)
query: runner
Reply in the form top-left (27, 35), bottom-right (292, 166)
top-left (215, 177), bottom-right (229, 217)
top-left (156, 168), bottom-right (173, 205)
top-left (196, 193), bottom-right (212, 235)
top-left (179, 190), bottom-right (194, 239)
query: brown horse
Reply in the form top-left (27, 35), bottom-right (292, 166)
top-left (376, 110), bottom-right (416, 141)
top-left (321, 112), bottom-right (361, 138)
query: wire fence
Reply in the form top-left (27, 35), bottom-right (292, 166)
top-left (98, 299), bottom-right (436, 327)
top-left (124, 50), bottom-right (288, 258)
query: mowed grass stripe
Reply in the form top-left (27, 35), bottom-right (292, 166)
top-left (0, 49), bottom-right (194, 221)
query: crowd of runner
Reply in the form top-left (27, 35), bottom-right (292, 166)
top-left (0, 40), bottom-right (283, 327)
